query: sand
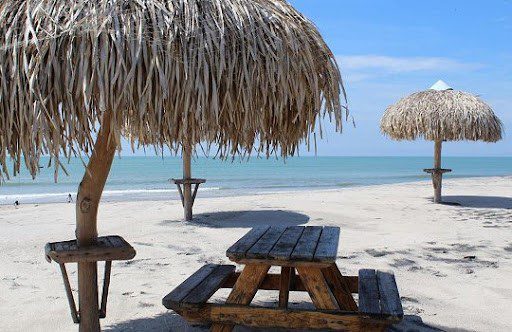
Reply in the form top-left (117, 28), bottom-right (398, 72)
top-left (1, 176), bottom-right (511, 331)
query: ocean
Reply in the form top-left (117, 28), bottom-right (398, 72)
top-left (1, 156), bottom-right (510, 205)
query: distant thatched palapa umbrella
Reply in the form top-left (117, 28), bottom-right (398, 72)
top-left (381, 80), bottom-right (503, 203)
top-left (0, 1), bottom-right (347, 330)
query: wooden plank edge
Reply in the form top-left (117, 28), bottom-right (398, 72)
top-left (178, 304), bottom-right (395, 330)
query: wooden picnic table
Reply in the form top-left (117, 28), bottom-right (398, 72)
top-left (163, 225), bottom-right (403, 331)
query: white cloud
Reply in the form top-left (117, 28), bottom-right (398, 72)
top-left (338, 55), bottom-right (484, 74)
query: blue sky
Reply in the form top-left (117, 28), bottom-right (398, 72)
top-left (287, 0), bottom-right (511, 156)
top-left (127, 1), bottom-right (511, 157)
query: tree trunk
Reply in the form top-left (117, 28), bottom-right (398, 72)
top-left (75, 113), bottom-right (117, 332)
top-left (183, 145), bottom-right (193, 221)
top-left (432, 140), bottom-right (443, 203)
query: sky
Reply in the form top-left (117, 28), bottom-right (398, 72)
top-left (286, 0), bottom-right (512, 157)
top-left (127, 0), bottom-right (511, 157)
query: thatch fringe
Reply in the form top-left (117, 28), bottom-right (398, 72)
top-left (0, 0), bottom-right (346, 179)
top-left (381, 89), bottom-right (503, 142)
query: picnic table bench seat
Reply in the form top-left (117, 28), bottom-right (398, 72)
top-left (358, 269), bottom-right (403, 321)
top-left (162, 264), bottom-right (235, 311)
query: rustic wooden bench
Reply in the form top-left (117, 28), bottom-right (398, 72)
top-left (162, 226), bottom-right (404, 331)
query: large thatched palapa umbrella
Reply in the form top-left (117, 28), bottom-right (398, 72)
top-left (381, 80), bottom-right (503, 203)
top-left (0, 0), bottom-right (346, 330)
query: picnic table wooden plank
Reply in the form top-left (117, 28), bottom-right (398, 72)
top-left (314, 227), bottom-right (340, 262)
top-left (358, 269), bottom-right (380, 315)
top-left (211, 264), bottom-right (271, 332)
top-left (162, 264), bottom-right (218, 306)
top-left (377, 270), bottom-right (403, 318)
top-left (279, 267), bottom-right (293, 308)
top-left (268, 227), bottom-right (305, 260)
top-left (290, 226), bottom-right (322, 261)
top-left (321, 264), bottom-right (358, 311)
top-left (226, 226), bottom-right (270, 260)
top-left (183, 265), bottom-right (236, 304)
top-left (246, 227), bottom-right (287, 259)
top-left (296, 267), bottom-right (338, 310)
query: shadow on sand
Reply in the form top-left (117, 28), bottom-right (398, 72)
top-left (162, 210), bottom-right (310, 228)
top-left (104, 313), bottom-right (448, 331)
top-left (441, 195), bottom-right (512, 209)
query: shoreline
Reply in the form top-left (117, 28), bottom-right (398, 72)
top-left (1, 174), bottom-right (511, 207)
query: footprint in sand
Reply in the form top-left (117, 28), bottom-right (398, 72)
top-left (137, 301), bottom-right (155, 308)
top-left (365, 249), bottom-right (391, 257)
top-left (390, 258), bottom-right (417, 268)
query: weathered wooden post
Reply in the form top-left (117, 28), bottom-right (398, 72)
top-left (432, 140), bottom-right (443, 203)
top-left (182, 146), bottom-right (193, 221)
top-left (75, 113), bottom-right (117, 332)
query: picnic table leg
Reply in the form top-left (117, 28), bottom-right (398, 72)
top-left (279, 267), bottom-right (293, 308)
top-left (322, 263), bottom-right (358, 311)
top-left (296, 267), bottom-right (338, 310)
top-left (211, 264), bottom-right (270, 332)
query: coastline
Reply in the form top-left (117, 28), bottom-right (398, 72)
top-left (1, 176), bottom-right (511, 331)
top-left (2, 172), bottom-right (511, 206)
top-left (2, 156), bottom-right (511, 206)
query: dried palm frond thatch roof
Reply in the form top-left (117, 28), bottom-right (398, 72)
top-left (381, 88), bottom-right (503, 142)
top-left (0, 0), bottom-right (346, 179)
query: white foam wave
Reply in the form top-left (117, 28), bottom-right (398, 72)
top-left (0, 187), bottom-right (221, 204)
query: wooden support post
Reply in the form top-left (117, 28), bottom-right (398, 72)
top-left (211, 264), bottom-right (270, 332)
top-left (296, 267), bottom-right (339, 310)
top-left (75, 112), bottom-right (117, 332)
top-left (321, 264), bottom-right (358, 311)
top-left (182, 146), bottom-right (193, 221)
top-left (433, 140), bottom-right (443, 203)
top-left (279, 267), bottom-right (293, 308)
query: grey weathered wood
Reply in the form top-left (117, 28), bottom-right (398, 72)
top-left (59, 263), bottom-right (79, 323)
top-left (314, 227), bottom-right (340, 262)
top-left (172, 178), bottom-right (207, 185)
top-left (268, 227), bottom-right (305, 260)
top-left (99, 261), bottom-right (112, 319)
top-left (162, 264), bottom-right (218, 307)
top-left (45, 235), bottom-right (136, 264)
top-left (423, 168), bottom-right (452, 174)
top-left (183, 265), bottom-right (236, 304)
top-left (191, 183), bottom-right (200, 205)
top-left (246, 227), bottom-right (287, 259)
top-left (226, 227), bottom-right (270, 260)
top-left (290, 227), bottom-right (322, 261)
top-left (376, 271), bottom-right (403, 318)
top-left (106, 236), bottom-right (125, 248)
top-left (358, 269), bottom-right (380, 316)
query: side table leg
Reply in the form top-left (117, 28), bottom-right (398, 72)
top-left (211, 264), bottom-right (270, 332)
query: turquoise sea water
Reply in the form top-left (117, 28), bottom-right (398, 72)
top-left (1, 156), bottom-right (511, 205)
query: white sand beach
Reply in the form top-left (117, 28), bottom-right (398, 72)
top-left (1, 176), bottom-right (511, 332)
